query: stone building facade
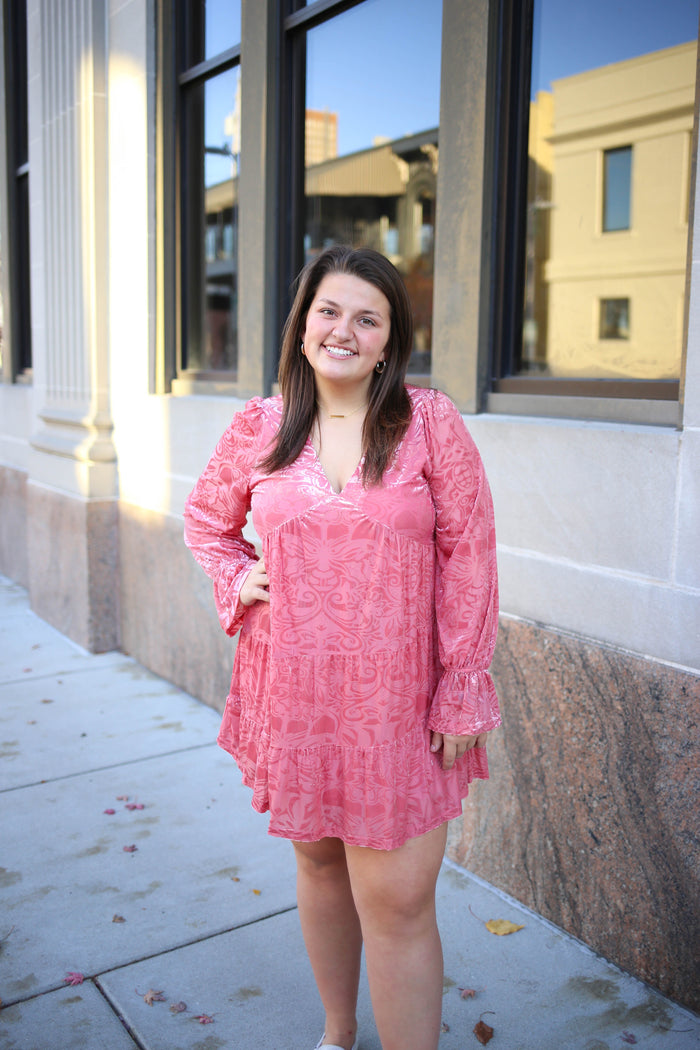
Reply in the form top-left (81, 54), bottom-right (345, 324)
top-left (0, 0), bottom-right (698, 1013)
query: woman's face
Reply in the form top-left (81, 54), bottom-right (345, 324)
top-left (302, 272), bottom-right (391, 397)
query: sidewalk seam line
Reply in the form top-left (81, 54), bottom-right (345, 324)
top-left (0, 906), bottom-right (299, 1010)
top-left (0, 743), bottom-right (219, 793)
top-left (92, 976), bottom-right (149, 1050)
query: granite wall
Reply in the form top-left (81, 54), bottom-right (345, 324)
top-left (118, 503), bottom-right (237, 714)
top-left (447, 618), bottom-right (700, 1013)
top-left (0, 466), bottom-right (28, 588)
top-left (23, 483), bottom-right (120, 653)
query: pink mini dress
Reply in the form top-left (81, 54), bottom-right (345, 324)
top-left (184, 386), bottom-right (500, 849)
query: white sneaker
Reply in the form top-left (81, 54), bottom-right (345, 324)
top-left (314, 1034), bottom-right (359, 1050)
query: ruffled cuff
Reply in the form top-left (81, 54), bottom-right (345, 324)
top-left (213, 559), bottom-right (257, 636)
top-left (428, 668), bottom-right (501, 736)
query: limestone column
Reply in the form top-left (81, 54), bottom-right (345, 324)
top-left (26, 0), bottom-right (118, 651)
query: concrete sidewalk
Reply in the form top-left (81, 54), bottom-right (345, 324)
top-left (0, 574), bottom-right (697, 1050)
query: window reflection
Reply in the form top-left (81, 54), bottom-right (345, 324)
top-left (304, 0), bottom-right (442, 374)
top-left (189, 0), bottom-right (241, 62)
top-left (184, 67), bottom-right (240, 373)
top-left (603, 147), bottom-right (632, 233)
top-left (522, 0), bottom-right (698, 381)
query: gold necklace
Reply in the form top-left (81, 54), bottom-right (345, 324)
top-left (317, 401), bottom-right (367, 420)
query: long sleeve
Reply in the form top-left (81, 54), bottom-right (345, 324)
top-left (183, 399), bottom-right (264, 637)
top-left (423, 392), bottom-right (501, 736)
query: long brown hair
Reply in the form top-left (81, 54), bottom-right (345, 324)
top-left (259, 246), bottom-right (413, 484)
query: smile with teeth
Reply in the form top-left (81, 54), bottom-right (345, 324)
top-left (324, 344), bottom-right (356, 358)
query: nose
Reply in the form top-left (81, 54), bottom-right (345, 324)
top-left (331, 315), bottom-right (351, 340)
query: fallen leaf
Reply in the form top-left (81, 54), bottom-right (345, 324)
top-left (112, 915), bottom-right (126, 924)
top-left (63, 972), bottom-right (84, 986)
top-left (40, 698), bottom-right (53, 703)
top-left (621, 1034), bottom-right (638, 1045)
top-left (27, 720), bottom-right (37, 725)
top-left (141, 989), bottom-right (166, 1006)
top-left (125, 803), bottom-right (144, 811)
top-left (104, 809), bottom-right (116, 815)
top-left (0, 926), bottom-right (16, 946)
top-left (123, 845), bottom-right (138, 853)
top-left (440, 1020), bottom-right (450, 1032)
top-left (195, 1014), bottom-right (214, 1024)
top-left (170, 1001), bottom-right (187, 1014)
top-left (484, 919), bottom-right (524, 936)
top-left (116, 795), bottom-right (129, 801)
top-left (460, 987), bottom-right (477, 999)
top-left (474, 1017), bottom-right (494, 1045)
top-left (252, 888), bottom-right (262, 895)
top-left (231, 876), bottom-right (240, 882)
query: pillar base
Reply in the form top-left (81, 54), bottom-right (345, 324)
top-left (26, 482), bottom-right (120, 652)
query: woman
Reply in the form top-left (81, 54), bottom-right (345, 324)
top-left (184, 245), bottom-right (500, 1050)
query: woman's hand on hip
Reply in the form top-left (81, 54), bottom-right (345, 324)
top-left (239, 557), bottom-right (270, 606)
top-left (430, 731), bottom-right (488, 770)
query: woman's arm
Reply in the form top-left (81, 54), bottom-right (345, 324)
top-left (184, 399), bottom-right (264, 636)
top-left (422, 392), bottom-right (501, 750)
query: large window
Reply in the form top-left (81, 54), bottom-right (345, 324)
top-left (176, 2), bottom-right (241, 376)
top-left (0, 0), bottom-right (31, 381)
top-left (283, 0), bottom-right (443, 376)
top-left (493, 0), bottom-right (698, 403)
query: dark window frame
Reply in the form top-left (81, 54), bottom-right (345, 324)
top-left (158, 3), bottom-right (241, 388)
top-left (487, 0), bottom-right (683, 411)
top-left (1, 0), bottom-right (32, 382)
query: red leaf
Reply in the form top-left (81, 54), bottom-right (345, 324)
top-left (460, 987), bottom-right (477, 999)
top-left (141, 989), bottom-right (166, 1006)
top-left (63, 972), bottom-right (84, 986)
top-left (125, 803), bottom-right (145, 811)
top-left (104, 809), bottom-right (116, 815)
top-left (116, 795), bottom-right (129, 801)
top-left (195, 1014), bottom-right (215, 1024)
top-left (474, 1013), bottom-right (495, 1045)
top-left (123, 844), bottom-right (138, 853)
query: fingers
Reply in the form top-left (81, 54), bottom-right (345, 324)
top-left (239, 557), bottom-right (270, 606)
top-left (430, 732), bottom-right (488, 770)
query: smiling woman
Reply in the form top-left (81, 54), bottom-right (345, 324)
top-left (184, 245), bottom-right (500, 1050)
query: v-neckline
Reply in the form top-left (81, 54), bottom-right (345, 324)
top-left (306, 437), bottom-right (363, 497)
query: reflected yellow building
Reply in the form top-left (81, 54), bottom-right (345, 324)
top-left (532, 42), bottom-right (696, 379)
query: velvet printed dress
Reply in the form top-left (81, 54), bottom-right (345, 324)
top-left (184, 386), bottom-right (500, 849)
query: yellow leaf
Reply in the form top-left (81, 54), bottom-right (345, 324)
top-left (485, 919), bottom-right (524, 936)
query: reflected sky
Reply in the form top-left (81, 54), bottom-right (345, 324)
top-left (200, 0), bottom-right (698, 183)
top-left (306, 0), bottom-right (442, 155)
top-left (533, 0), bottom-right (698, 96)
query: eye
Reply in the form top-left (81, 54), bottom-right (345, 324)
top-left (359, 316), bottom-right (377, 327)
top-left (319, 307), bottom-right (335, 316)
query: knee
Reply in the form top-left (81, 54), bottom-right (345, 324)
top-left (356, 881), bottom-right (437, 938)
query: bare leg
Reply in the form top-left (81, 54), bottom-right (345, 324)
top-left (293, 838), bottom-right (363, 1050)
top-left (345, 823), bottom-right (447, 1050)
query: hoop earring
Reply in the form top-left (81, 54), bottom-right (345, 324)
top-left (300, 341), bottom-right (305, 355)
top-left (375, 360), bottom-right (386, 374)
